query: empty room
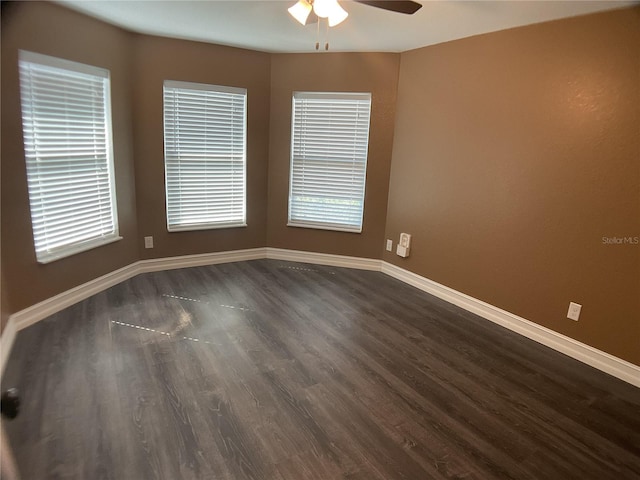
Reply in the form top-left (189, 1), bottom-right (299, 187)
top-left (1, 1), bottom-right (638, 479)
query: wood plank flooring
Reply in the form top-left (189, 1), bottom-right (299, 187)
top-left (2, 259), bottom-right (639, 479)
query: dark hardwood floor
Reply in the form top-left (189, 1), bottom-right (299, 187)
top-left (2, 259), bottom-right (639, 479)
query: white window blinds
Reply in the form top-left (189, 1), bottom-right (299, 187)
top-left (163, 80), bottom-right (247, 231)
top-left (19, 51), bottom-right (119, 264)
top-left (288, 92), bottom-right (372, 233)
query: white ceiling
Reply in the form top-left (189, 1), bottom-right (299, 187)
top-left (56, 1), bottom-right (634, 53)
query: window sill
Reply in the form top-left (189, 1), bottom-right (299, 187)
top-left (168, 223), bottom-right (247, 233)
top-left (37, 235), bottom-right (123, 264)
top-left (287, 222), bottom-right (362, 234)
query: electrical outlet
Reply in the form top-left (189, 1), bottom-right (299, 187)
top-left (567, 302), bottom-right (581, 321)
top-left (144, 236), bottom-right (154, 249)
top-left (386, 239), bottom-right (393, 251)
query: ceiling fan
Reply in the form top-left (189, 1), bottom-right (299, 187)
top-left (288, 0), bottom-right (422, 50)
top-left (288, 0), bottom-right (422, 28)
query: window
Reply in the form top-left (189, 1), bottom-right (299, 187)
top-left (288, 92), bottom-right (372, 233)
top-left (163, 80), bottom-right (247, 231)
top-left (19, 51), bottom-right (119, 264)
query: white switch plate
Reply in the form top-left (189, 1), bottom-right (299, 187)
top-left (144, 236), bottom-right (154, 249)
top-left (386, 239), bottom-right (393, 251)
top-left (567, 302), bottom-right (581, 321)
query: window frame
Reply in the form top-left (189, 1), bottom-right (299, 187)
top-left (18, 50), bottom-right (120, 264)
top-left (163, 80), bottom-right (248, 232)
top-left (287, 91), bottom-right (372, 234)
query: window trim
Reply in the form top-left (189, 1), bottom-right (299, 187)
top-left (287, 91), bottom-right (372, 233)
top-left (19, 50), bottom-right (120, 264)
top-left (163, 80), bottom-right (248, 232)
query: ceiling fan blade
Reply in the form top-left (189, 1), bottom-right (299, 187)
top-left (354, 1), bottom-right (422, 15)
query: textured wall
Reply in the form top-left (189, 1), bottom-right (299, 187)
top-left (1, 2), bottom-right (139, 315)
top-left (267, 53), bottom-right (400, 259)
top-left (385, 8), bottom-right (640, 364)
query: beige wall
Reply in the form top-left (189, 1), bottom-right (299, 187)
top-left (132, 36), bottom-right (271, 259)
top-left (385, 8), bottom-right (640, 364)
top-left (267, 53), bottom-right (399, 259)
top-left (1, 2), bottom-right (139, 315)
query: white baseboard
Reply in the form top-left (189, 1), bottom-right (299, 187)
top-left (381, 261), bottom-right (640, 388)
top-left (139, 247), bottom-right (267, 273)
top-left (0, 316), bottom-right (18, 380)
top-left (11, 262), bottom-right (142, 333)
top-left (8, 248), bottom-right (268, 335)
top-left (0, 248), bottom-right (269, 375)
top-left (1, 249), bottom-right (637, 388)
top-left (266, 247), bottom-right (380, 271)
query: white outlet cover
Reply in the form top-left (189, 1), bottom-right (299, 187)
top-left (567, 302), bottom-right (582, 321)
top-left (144, 236), bottom-right (154, 249)
top-left (386, 239), bottom-right (393, 251)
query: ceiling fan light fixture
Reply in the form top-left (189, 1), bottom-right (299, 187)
top-left (328, 3), bottom-right (348, 26)
top-left (288, 0), bottom-right (312, 25)
top-left (313, 0), bottom-right (340, 19)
